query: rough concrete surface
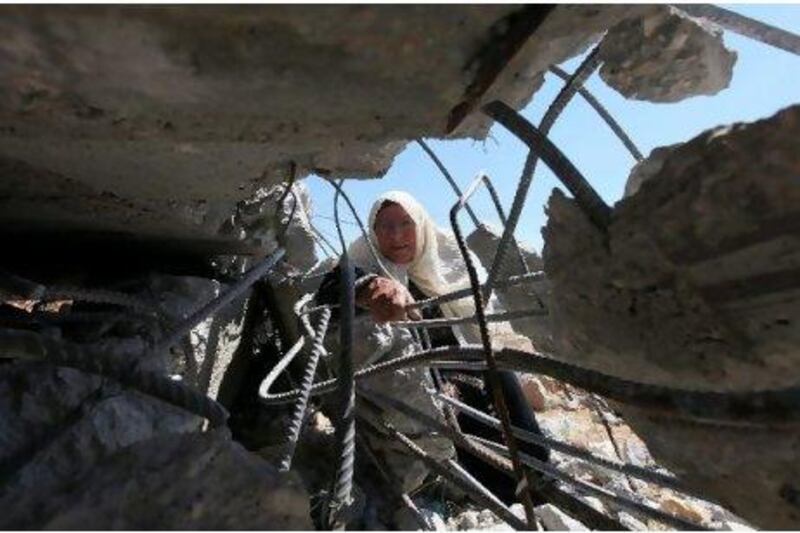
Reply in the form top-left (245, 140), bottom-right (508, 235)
top-left (542, 105), bottom-right (800, 528)
top-left (8, 429), bottom-right (312, 530)
top-left (0, 5), bottom-right (726, 243)
top-left (599, 5), bottom-right (736, 102)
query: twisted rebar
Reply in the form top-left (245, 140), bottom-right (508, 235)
top-left (41, 287), bottom-right (157, 316)
top-left (0, 329), bottom-right (228, 427)
top-left (279, 308), bottom-right (332, 471)
top-left (407, 271), bottom-right (546, 311)
top-left (260, 344), bottom-right (800, 427)
top-left (327, 249), bottom-right (357, 530)
top-left (390, 307), bottom-right (548, 330)
top-left (483, 45), bottom-right (605, 296)
top-left (483, 100), bottom-right (611, 232)
top-left (450, 186), bottom-right (539, 527)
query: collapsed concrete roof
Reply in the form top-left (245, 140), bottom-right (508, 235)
top-left (0, 5), bottom-right (736, 247)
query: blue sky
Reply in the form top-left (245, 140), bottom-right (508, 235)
top-left (304, 5), bottom-right (800, 258)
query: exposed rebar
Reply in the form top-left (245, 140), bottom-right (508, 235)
top-left (450, 188), bottom-right (539, 527)
top-left (436, 391), bottom-right (706, 499)
top-left (358, 409), bottom-right (529, 531)
top-left (390, 307), bottom-right (548, 330)
top-left (327, 250), bottom-right (357, 530)
top-left (154, 247), bottom-right (286, 355)
top-left (673, 4), bottom-right (800, 57)
top-left (483, 45), bottom-right (604, 295)
top-left (279, 307), bottom-right (332, 471)
top-left (548, 66), bottom-right (643, 162)
top-left (473, 436), bottom-right (707, 530)
top-left (260, 344), bottom-right (800, 427)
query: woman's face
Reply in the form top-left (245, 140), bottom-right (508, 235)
top-left (374, 202), bottom-right (417, 265)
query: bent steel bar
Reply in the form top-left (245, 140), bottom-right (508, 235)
top-left (324, 177), bottom-right (396, 282)
top-left (472, 436), bottom-right (708, 531)
top-left (450, 182), bottom-right (539, 527)
top-left (673, 4), bottom-right (800, 56)
top-left (483, 100), bottom-right (612, 232)
top-left (435, 392), bottom-right (708, 499)
top-left (0, 329), bottom-right (228, 427)
top-left (155, 247), bottom-right (286, 354)
top-left (548, 66), bottom-right (643, 162)
top-left (390, 307), bottom-right (548, 330)
top-left (260, 344), bottom-right (800, 427)
top-left (357, 409), bottom-right (528, 531)
top-left (259, 337), bottom-right (306, 400)
top-left (327, 252), bottom-right (357, 530)
top-left (279, 307), bottom-right (332, 471)
top-left (418, 137), bottom-right (537, 297)
top-left (483, 46), bottom-right (603, 297)
top-left (361, 388), bottom-right (627, 531)
top-left (416, 139), bottom-right (480, 227)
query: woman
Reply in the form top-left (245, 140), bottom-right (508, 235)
top-left (316, 190), bottom-right (550, 504)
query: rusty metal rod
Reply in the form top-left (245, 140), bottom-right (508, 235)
top-left (450, 181), bottom-right (539, 527)
top-left (0, 329), bottom-right (228, 427)
top-left (673, 4), bottom-right (800, 56)
top-left (279, 307), bottom-right (332, 471)
top-left (548, 66), bottom-right (643, 162)
top-left (390, 307), bottom-right (548, 330)
top-left (472, 436), bottom-right (707, 530)
top-left (259, 344), bottom-right (800, 427)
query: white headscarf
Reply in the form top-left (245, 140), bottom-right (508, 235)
top-left (348, 190), bottom-right (480, 342)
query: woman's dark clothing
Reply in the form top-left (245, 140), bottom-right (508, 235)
top-left (315, 264), bottom-right (551, 504)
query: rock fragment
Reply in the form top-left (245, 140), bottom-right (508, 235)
top-left (599, 5), bottom-right (736, 102)
top-left (542, 105), bottom-right (800, 528)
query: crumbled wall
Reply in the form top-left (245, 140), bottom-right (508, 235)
top-left (541, 105), bottom-right (800, 528)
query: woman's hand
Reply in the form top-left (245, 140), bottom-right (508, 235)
top-left (356, 276), bottom-right (419, 323)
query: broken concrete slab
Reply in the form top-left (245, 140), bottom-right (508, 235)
top-left (542, 104), bottom-right (800, 528)
top-left (0, 5), bottom-right (727, 244)
top-left (4, 428), bottom-right (312, 529)
top-left (599, 5), bottom-right (736, 102)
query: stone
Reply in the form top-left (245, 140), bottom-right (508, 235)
top-left (599, 5), bottom-right (736, 102)
top-left (535, 503), bottom-right (590, 531)
top-left (542, 105), bottom-right (800, 528)
top-left (2, 429), bottom-right (312, 529)
top-left (518, 374), bottom-right (550, 411)
top-left (659, 497), bottom-right (710, 526)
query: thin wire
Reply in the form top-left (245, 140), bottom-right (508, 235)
top-left (323, 177), bottom-right (396, 282)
